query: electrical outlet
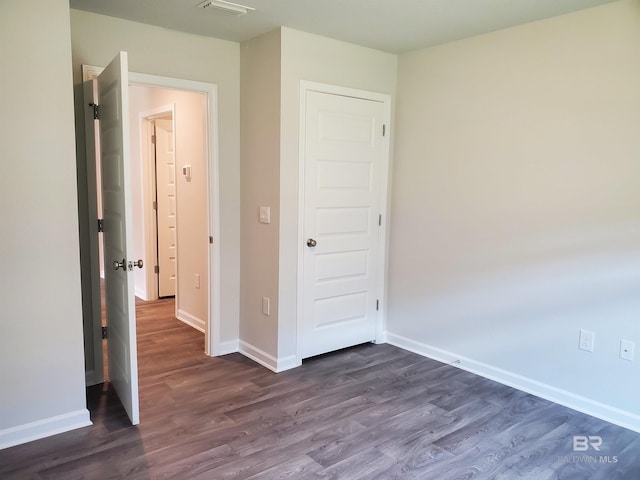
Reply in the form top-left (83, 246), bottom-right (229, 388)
top-left (194, 273), bottom-right (200, 289)
top-left (579, 330), bottom-right (595, 352)
top-left (620, 340), bottom-right (635, 361)
top-left (262, 297), bottom-right (270, 316)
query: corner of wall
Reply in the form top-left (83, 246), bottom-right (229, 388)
top-left (239, 28), bottom-right (283, 360)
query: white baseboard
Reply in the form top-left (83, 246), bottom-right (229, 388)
top-left (134, 286), bottom-right (147, 301)
top-left (0, 409), bottom-right (92, 450)
top-left (386, 332), bottom-right (640, 434)
top-left (213, 339), bottom-right (239, 356)
top-left (276, 354), bottom-right (301, 372)
top-left (239, 341), bottom-right (277, 372)
top-left (239, 341), bottom-right (301, 373)
top-left (177, 309), bottom-right (205, 333)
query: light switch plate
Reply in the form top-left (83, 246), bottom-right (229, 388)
top-left (259, 206), bottom-right (271, 224)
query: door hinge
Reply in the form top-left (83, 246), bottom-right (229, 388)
top-left (89, 102), bottom-right (100, 120)
top-left (154, 265), bottom-right (159, 274)
top-left (97, 218), bottom-right (104, 232)
top-left (209, 236), bottom-right (213, 244)
top-left (151, 134), bottom-right (156, 144)
top-left (376, 299), bottom-right (380, 311)
top-left (382, 124), bottom-right (386, 137)
top-left (101, 326), bottom-right (108, 339)
top-left (152, 201), bottom-right (157, 210)
top-left (378, 214), bottom-right (382, 226)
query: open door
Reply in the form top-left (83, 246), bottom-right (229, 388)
top-left (96, 52), bottom-right (140, 425)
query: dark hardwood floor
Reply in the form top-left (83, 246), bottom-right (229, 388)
top-left (2, 297), bottom-right (639, 479)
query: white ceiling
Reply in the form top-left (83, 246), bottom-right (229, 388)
top-left (69, 0), bottom-right (617, 54)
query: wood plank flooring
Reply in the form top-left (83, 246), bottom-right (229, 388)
top-left (1, 297), bottom-right (639, 479)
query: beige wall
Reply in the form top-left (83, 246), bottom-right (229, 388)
top-left (0, 0), bottom-right (90, 446)
top-left (239, 30), bottom-right (282, 359)
top-left (70, 10), bottom-right (241, 345)
top-left (389, 0), bottom-right (640, 428)
top-left (129, 86), bottom-right (209, 328)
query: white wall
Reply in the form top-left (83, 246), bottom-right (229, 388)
top-left (70, 10), bottom-right (241, 347)
top-left (389, 0), bottom-right (640, 431)
top-left (239, 30), bottom-right (282, 363)
top-left (0, 0), bottom-right (91, 448)
top-left (129, 86), bottom-right (208, 329)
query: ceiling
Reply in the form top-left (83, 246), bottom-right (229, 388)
top-left (69, 0), bottom-right (618, 54)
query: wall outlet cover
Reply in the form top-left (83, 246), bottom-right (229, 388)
top-left (620, 340), bottom-right (635, 361)
top-left (579, 329), bottom-right (595, 352)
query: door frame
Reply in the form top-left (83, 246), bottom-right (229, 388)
top-left (139, 105), bottom-right (176, 303)
top-left (82, 65), bottom-right (222, 365)
top-left (296, 81), bottom-right (392, 364)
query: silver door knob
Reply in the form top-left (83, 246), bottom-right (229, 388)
top-left (307, 238), bottom-right (317, 247)
top-left (113, 259), bottom-right (126, 271)
top-left (133, 259), bottom-right (143, 269)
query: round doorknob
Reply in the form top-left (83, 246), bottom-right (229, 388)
top-left (306, 238), bottom-right (317, 247)
top-left (133, 259), bottom-right (143, 269)
top-left (113, 259), bottom-right (126, 271)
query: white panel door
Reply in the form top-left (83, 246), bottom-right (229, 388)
top-left (302, 91), bottom-right (386, 359)
top-left (154, 118), bottom-right (177, 298)
top-left (98, 52), bottom-right (140, 425)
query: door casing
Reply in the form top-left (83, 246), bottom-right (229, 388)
top-left (130, 72), bottom-right (222, 357)
top-left (296, 81), bottom-right (392, 365)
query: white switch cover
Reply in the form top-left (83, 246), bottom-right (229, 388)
top-left (259, 206), bottom-right (271, 224)
top-left (262, 297), bottom-right (270, 316)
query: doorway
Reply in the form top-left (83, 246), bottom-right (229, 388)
top-left (298, 81), bottom-right (391, 361)
top-left (82, 64), bottom-right (223, 394)
top-left (149, 114), bottom-right (177, 299)
top-left (138, 107), bottom-right (178, 302)
top-left (133, 86), bottom-right (210, 336)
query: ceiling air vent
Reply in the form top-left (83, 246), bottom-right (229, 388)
top-left (197, 0), bottom-right (255, 16)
